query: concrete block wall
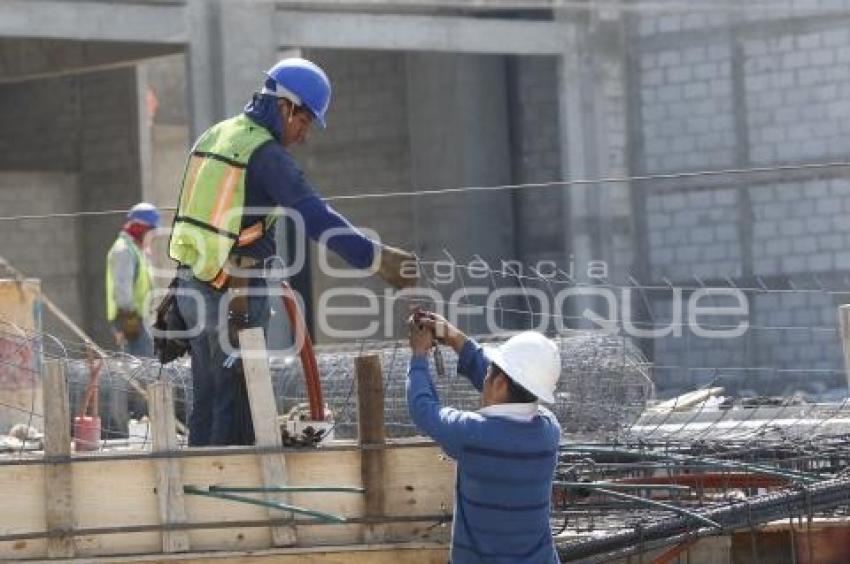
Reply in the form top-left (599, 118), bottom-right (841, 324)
top-left (0, 74), bottom-right (80, 170)
top-left (0, 173), bottom-right (84, 342)
top-left (752, 291), bottom-right (842, 375)
top-left (634, 11), bottom-right (850, 391)
top-left (743, 27), bottom-right (850, 164)
top-left (639, 42), bottom-right (736, 173)
top-left (750, 179), bottom-right (850, 276)
top-left (648, 294), bottom-right (749, 393)
top-left (646, 187), bottom-right (741, 280)
top-left (636, 10), bottom-right (729, 37)
top-left (0, 68), bottom-right (143, 347)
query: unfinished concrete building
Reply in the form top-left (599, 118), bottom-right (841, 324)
top-left (3, 0), bottom-right (850, 562)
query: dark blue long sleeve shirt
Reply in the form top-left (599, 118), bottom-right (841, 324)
top-left (406, 340), bottom-right (561, 563)
top-left (407, 339), bottom-right (561, 564)
top-left (233, 93), bottom-right (378, 270)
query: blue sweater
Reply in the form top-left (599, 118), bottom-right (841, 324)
top-left (407, 340), bottom-right (561, 564)
top-left (232, 92), bottom-right (377, 269)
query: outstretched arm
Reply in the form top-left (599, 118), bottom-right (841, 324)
top-left (249, 143), bottom-right (417, 287)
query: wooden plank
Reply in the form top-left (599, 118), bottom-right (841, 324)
top-left (148, 381), bottom-right (190, 553)
top-left (30, 542), bottom-right (450, 563)
top-left (0, 445), bottom-right (454, 559)
top-left (840, 305), bottom-right (850, 392)
top-left (42, 360), bottom-right (75, 557)
top-left (239, 328), bottom-right (297, 547)
top-left (356, 355), bottom-right (386, 544)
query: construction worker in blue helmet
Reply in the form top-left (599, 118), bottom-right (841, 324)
top-left (168, 57), bottom-right (418, 446)
top-left (106, 202), bottom-right (160, 357)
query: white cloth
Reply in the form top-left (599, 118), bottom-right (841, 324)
top-left (109, 238), bottom-right (137, 311)
top-left (477, 402), bottom-right (538, 423)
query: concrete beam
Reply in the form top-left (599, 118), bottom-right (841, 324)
top-left (275, 11), bottom-right (572, 55)
top-left (0, 0), bottom-right (186, 44)
top-left (0, 39), bottom-right (180, 84)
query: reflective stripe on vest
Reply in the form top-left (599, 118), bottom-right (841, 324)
top-left (168, 114), bottom-right (276, 282)
top-left (106, 233), bottom-right (152, 322)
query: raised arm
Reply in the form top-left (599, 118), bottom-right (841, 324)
top-left (414, 311), bottom-right (488, 391)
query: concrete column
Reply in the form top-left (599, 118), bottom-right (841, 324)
top-left (556, 16), bottom-right (627, 331)
top-left (185, 0), bottom-right (276, 138)
top-left (556, 23), bottom-right (617, 281)
top-left (219, 0), bottom-right (278, 116)
top-left (185, 0), bottom-right (277, 137)
top-left (136, 64), bottom-right (153, 201)
top-left (184, 0), bottom-right (221, 140)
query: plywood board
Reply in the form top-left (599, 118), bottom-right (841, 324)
top-left (0, 443), bottom-right (454, 559)
top-left (239, 328), bottom-right (297, 546)
top-left (25, 542), bottom-right (449, 563)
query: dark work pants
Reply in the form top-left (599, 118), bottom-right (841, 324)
top-left (174, 271), bottom-right (269, 446)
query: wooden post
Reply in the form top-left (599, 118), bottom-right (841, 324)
top-left (43, 360), bottom-right (75, 557)
top-left (239, 327), bottom-right (297, 547)
top-left (356, 354), bottom-right (386, 543)
top-left (148, 381), bottom-right (190, 553)
top-left (840, 305), bottom-right (850, 393)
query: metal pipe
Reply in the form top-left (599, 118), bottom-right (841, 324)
top-left (208, 485), bottom-right (365, 494)
top-left (593, 488), bottom-right (721, 529)
top-left (183, 485), bottom-right (347, 523)
top-left (561, 445), bottom-right (822, 483)
top-left (553, 481), bottom-right (692, 492)
top-left (557, 475), bottom-right (850, 561)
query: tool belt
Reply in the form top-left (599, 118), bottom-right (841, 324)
top-left (153, 277), bottom-right (190, 365)
top-left (208, 254), bottom-right (260, 290)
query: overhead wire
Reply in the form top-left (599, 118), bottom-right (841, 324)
top-left (0, 160), bottom-right (846, 223)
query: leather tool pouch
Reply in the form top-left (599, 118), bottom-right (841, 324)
top-left (153, 278), bottom-right (190, 364)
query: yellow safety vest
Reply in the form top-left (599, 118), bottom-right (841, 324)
top-left (169, 114), bottom-right (276, 285)
top-left (106, 232), bottom-right (152, 321)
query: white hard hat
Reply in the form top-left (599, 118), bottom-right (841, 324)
top-left (484, 332), bottom-right (560, 403)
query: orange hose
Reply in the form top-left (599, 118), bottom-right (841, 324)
top-left (280, 282), bottom-right (323, 421)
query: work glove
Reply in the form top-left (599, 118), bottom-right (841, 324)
top-left (117, 309), bottom-right (143, 342)
top-left (376, 245), bottom-right (419, 289)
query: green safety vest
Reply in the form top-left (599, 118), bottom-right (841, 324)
top-left (106, 232), bottom-right (152, 321)
top-left (169, 114), bottom-right (276, 283)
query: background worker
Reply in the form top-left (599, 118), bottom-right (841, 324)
top-left (407, 311), bottom-right (562, 564)
top-left (169, 57), bottom-right (417, 447)
top-left (106, 202), bottom-right (160, 357)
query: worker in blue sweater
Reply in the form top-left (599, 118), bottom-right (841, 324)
top-left (407, 311), bottom-right (562, 563)
top-left (169, 58), bottom-right (417, 446)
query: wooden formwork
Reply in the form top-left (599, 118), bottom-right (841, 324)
top-left (0, 441), bottom-right (454, 561)
top-left (0, 330), bottom-right (455, 562)
top-left (0, 279), bottom-right (42, 434)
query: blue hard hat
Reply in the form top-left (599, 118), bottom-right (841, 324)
top-left (127, 202), bottom-right (160, 227)
top-left (263, 58), bottom-right (331, 128)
